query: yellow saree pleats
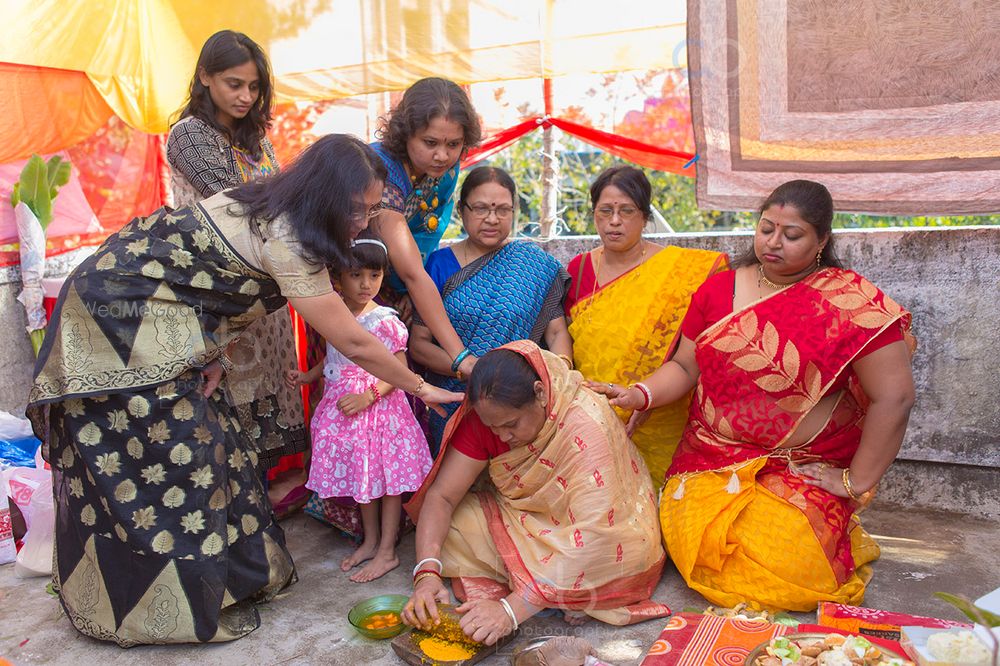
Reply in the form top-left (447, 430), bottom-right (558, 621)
top-left (660, 462), bottom-right (878, 612)
top-left (569, 246), bottom-right (726, 484)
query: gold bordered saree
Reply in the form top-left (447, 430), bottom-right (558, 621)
top-left (568, 246), bottom-right (727, 484)
top-left (25, 197), bottom-right (332, 645)
top-left (660, 268), bottom-right (914, 611)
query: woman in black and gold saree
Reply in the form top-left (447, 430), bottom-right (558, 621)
top-left (27, 135), bottom-right (462, 646)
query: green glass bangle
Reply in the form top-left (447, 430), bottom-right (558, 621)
top-left (451, 348), bottom-right (472, 373)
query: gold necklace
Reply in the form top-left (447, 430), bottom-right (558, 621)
top-left (757, 263), bottom-right (814, 290)
top-left (595, 240), bottom-right (646, 285)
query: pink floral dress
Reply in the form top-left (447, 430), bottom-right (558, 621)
top-left (307, 306), bottom-right (432, 503)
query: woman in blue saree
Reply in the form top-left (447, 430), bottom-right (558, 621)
top-left (367, 78), bottom-right (482, 378)
top-left (410, 167), bottom-right (573, 452)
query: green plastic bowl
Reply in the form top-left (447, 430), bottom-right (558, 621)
top-left (348, 594), bottom-right (409, 640)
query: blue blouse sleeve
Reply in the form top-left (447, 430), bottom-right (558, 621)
top-left (423, 247), bottom-right (461, 294)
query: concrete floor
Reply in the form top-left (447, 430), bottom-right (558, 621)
top-left (2, 504), bottom-right (997, 666)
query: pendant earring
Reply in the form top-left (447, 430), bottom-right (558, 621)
top-left (815, 250), bottom-right (822, 266)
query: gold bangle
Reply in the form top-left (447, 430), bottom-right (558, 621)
top-left (842, 468), bottom-right (861, 500)
top-left (412, 375), bottom-right (426, 397)
top-left (556, 354), bottom-right (574, 369)
top-left (413, 572), bottom-right (441, 588)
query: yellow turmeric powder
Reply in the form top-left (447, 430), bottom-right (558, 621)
top-left (418, 636), bottom-right (476, 663)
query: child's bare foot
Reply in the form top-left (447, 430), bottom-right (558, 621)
top-left (350, 552), bottom-right (399, 583)
top-left (563, 610), bottom-right (588, 626)
top-left (341, 541), bottom-right (379, 572)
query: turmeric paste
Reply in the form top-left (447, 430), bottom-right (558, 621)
top-left (418, 636), bottom-right (476, 663)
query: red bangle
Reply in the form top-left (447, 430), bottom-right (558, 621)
top-left (370, 383), bottom-right (381, 403)
top-left (632, 383), bottom-right (652, 411)
top-left (413, 568), bottom-right (442, 580)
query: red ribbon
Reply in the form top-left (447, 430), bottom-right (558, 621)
top-left (463, 115), bottom-right (695, 176)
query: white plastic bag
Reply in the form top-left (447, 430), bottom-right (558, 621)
top-left (2, 447), bottom-right (54, 576)
top-left (0, 410), bottom-right (32, 441)
top-left (0, 491), bottom-right (14, 565)
top-left (14, 201), bottom-right (47, 335)
top-left (14, 477), bottom-right (53, 577)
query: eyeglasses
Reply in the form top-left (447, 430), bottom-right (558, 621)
top-left (463, 202), bottom-right (514, 220)
top-left (349, 203), bottom-right (383, 223)
top-left (594, 205), bottom-right (642, 221)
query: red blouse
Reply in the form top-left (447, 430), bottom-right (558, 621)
top-left (680, 270), bottom-right (904, 356)
top-left (449, 410), bottom-right (511, 460)
top-left (564, 252), bottom-right (598, 316)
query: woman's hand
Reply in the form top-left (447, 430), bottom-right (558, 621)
top-left (337, 391), bottom-right (374, 416)
top-left (201, 361), bottom-right (224, 397)
top-left (625, 409), bottom-right (652, 437)
top-left (456, 598), bottom-right (515, 646)
top-left (586, 381), bottom-right (646, 411)
top-left (420, 384), bottom-right (465, 417)
top-left (794, 462), bottom-right (857, 500)
top-left (402, 576), bottom-right (450, 630)
top-left (457, 353), bottom-right (478, 379)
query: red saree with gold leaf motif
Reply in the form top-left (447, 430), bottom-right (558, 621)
top-left (660, 268), bottom-right (914, 611)
top-left (407, 341), bottom-right (670, 625)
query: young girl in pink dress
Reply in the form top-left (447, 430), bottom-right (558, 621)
top-left (286, 233), bottom-right (432, 582)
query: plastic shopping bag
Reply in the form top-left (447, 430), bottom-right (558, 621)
top-left (0, 491), bottom-right (14, 565)
top-left (1, 447), bottom-right (54, 576)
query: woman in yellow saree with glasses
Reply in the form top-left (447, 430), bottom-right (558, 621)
top-left (596, 180), bottom-right (915, 611)
top-left (566, 167), bottom-right (726, 483)
top-left (402, 342), bottom-right (669, 646)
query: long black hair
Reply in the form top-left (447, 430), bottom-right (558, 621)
top-left (468, 349), bottom-right (540, 409)
top-left (732, 179), bottom-right (844, 269)
top-left (227, 134), bottom-right (387, 267)
top-left (376, 78), bottom-right (482, 162)
top-left (175, 30), bottom-right (273, 160)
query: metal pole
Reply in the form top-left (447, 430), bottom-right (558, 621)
top-left (540, 123), bottom-right (558, 239)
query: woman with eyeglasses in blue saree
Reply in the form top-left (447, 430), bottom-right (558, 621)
top-left (409, 166), bottom-right (573, 454)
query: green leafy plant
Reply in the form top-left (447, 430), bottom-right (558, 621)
top-left (11, 154), bottom-right (71, 230)
top-left (936, 592), bottom-right (999, 666)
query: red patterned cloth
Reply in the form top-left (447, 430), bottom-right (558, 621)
top-left (816, 602), bottom-right (972, 641)
top-left (640, 613), bottom-right (790, 665)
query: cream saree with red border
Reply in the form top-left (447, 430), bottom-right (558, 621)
top-left (407, 340), bottom-right (670, 625)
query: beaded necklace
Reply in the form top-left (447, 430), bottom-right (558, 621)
top-left (409, 172), bottom-right (442, 233)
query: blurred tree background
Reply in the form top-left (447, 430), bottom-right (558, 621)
top-left (445, 71), bottom-right (1000, 238)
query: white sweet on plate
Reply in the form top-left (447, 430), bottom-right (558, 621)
top-left (926, 630), bottom-right (991, 663)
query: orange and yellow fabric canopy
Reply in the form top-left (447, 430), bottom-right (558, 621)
top-left (0, 0), bottom-right (696, 265)
top-left (0, 0), bottom-right (688, 159)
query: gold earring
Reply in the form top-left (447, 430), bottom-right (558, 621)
top-left (815, 250), bottom-right (822, 266)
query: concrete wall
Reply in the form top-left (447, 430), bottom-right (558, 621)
top-left (2, 228), bottom-right (997, 515)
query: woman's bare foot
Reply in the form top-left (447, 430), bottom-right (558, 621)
top-left (341, 540), bottom-right (379, 572)
top-left (350, 551), bottom-right (399, 583)
top-left (563, 610), bottom-right (588, 626)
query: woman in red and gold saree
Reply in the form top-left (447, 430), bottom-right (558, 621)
top-left (402, 341), bottom-right (669, 646)
top-left (597, 180), bottom-right (916, 611)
